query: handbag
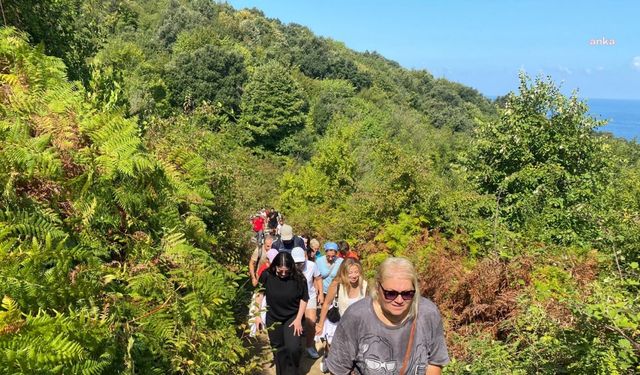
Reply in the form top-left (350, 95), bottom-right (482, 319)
top-left (326, 285), bottom-right (341, 323)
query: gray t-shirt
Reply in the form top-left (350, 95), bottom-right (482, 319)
top-left (326, 296), bottom-right (449, 375)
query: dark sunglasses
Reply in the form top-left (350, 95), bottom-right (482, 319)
top-left (275, 267), bottom-right (290, 276)
top-left (378, 283), bottom-right (416, 301)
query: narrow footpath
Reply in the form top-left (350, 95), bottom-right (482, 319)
top-left (256, 333), bottom-right (326, 375)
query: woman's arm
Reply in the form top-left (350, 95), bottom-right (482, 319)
top-left (253, 291), bottom-right (264, 330)
top-left (314, 276), bottom-right (324, 305)
top-left (248, 247), bottom-right (259, 284)
top-left (289, 298), bottom-right (307, 336)
top-left (315, 279), bottom-right (338, 335)
top-left (426, 365), bottom-right (443, 375)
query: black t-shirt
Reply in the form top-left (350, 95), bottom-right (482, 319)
top-left (268, 211), bottom-right (279, 228)
top-left (271, 236), bottom-right (306, 253)
top-left (259, 270), bottom-right (309, 322)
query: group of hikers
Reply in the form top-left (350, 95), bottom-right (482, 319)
top-left (250, 208), bottom-right (283, 246)
top-left (247, 212), bottom-right (450, 375)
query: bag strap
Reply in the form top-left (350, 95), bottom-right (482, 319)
top-left (327, 260), bottom-right (337, 274)
top-left (252, 246), bottom-right (262, 275)
top-left (399, 316), bottom-right (417, 375)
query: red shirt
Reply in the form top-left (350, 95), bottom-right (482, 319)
top-left (340, 251), bottom-right (359, 260)
top-left (252, 216), bottom-right (265, 231)
top-left (257, 262), bottom-right (269, 278)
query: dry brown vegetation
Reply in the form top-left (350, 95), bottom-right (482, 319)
top-left (360, 229), bottom-right (601, 359)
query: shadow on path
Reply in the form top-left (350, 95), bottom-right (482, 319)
top-left (257, 334), bottom-right (327, 375)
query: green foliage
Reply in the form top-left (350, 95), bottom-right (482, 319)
top-left (0, 29), bottom-right (253, 374)
top-left (308, 78), bottom-right (355, 135)
top-left (467, 73), bottom-right (613, 244)
top-left (6, 0), bottom-right (640, 372)
top-left (166, 44), bottom-right (247, 113)
top-left (568, 278), bottom-right (639, 373)
top-left (374, 213), bottom-right (424, 256)
top-left (240, 61), bottom-right (307, 152)
top-left (154, 1), bottom-right (207, 48)
top-left (444, 335), bottom-right (525, 375)
top-left (2, 0), bottom-right (95, 82)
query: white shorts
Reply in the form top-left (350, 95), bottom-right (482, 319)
top-left (306, 294), bottom-right (317, 309)
top-left (316, 318), bottom-right (337, 344)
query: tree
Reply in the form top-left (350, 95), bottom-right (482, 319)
top-left (467, 73), bottom-right (612, 244)
top-left (2, 0), bottom-right (99, 82)
top-left (165, 44), bottom-right (247, 113)
top-left (240, 61), bottom-right (307, 152)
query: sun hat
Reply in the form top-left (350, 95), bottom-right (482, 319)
top-left (291, 247), bottom-right (306, 263)
top-left (280, 224), bottom-right (293, 241)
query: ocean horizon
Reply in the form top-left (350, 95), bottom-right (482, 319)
top-left (486, 96), bottom-right (640, 141)
top-left (587, 98), bottom-right (640, 141)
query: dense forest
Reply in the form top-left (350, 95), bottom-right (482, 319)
top-left (0, 0), bottom-right (638, 373)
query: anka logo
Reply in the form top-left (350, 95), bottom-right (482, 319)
top-left (589, 37), bottom-right (616, 46)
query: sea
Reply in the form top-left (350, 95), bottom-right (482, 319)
top-left (587, 98), bottom-right (640, 141)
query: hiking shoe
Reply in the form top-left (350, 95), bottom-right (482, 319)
top-left (319, 359), bottom-right (328, 373)
top-left (306, 347), bottom-right (320, 359)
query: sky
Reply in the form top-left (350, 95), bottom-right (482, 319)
top-left (226, 0), bottom-right (640, 100)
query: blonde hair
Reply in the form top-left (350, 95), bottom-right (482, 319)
top-left (336, 258), bottom-right (365, 296)
top-left (310, 238), bottom-right (320, 249)
top-left (370, 257), bottom-right (420, 320)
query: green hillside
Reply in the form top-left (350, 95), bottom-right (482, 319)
top-left (0, 0), bottom-right (638, 373)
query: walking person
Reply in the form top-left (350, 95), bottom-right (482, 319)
top-left (248, 248), bottom-right (279, 337)
top-left (316, 242), bottom-right (343, 295)
top-left (271, 224), bottom-right (306, 253)
top-left (308, 238), bottom-right (321, 262)
top-left (325, 257), bottom-right (450, 375)
top-left (337, 240), bottom-right (359, 260)
top-left (291, 247), bottom-right (324, 359)
top-left (251, 213), bottom-right (265, 245)
top-left (254, 252), bottom-right (309, 375)
top-left (268, 207), bottom-right (280, 233)
top-left (315, 258), bottom-right (367, 372)
top-left (249, 234), bottom-right (274, 287)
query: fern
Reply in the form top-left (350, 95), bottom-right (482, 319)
top-left (0, 28), bottom-right (251, 374)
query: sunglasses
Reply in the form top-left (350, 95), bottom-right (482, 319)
top-left (378, 283), bottom-right (416, 301)
top-left (275, 267), bottom-right (290, 276)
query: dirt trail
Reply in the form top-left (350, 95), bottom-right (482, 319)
top-left (256, 333), bottom-right (327, 375)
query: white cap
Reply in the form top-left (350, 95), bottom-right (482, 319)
top-left (291, 247), bottom-right (306, 263)
top-left (280, 224), bottom-right (293, 241)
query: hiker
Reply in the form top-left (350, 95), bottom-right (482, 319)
top-left (308, 238), bottom-right (321, 262)
top-left (267, 207), bottom-right (280, 232)
top-left (257, 248), bottom-right (279, 279)
top-left (248, 248), bottom-right (279, 337)
top-left (337, 240), bottom-right (359, 260)
top-left (271, 224), bottom-right (306, 253)
top-left (316, 242), bottom-right (343, 294)
top-left (250, 213), bottom-right (265, 245)
top-left (292, 247), bottom-right (323, 359)
top-left (325, 257), bottom-right (450, 375)
top-left (254, 252), bottom-right (309, 375)
top-left (249, 234), bottom-right (274, 287)
top-left (315, 258), bottom-right (368, 373)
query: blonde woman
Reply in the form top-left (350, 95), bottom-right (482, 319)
top-left (325, 257), bottom-right (449, 375)
top-left (315, 259), bottom-right (367, 346)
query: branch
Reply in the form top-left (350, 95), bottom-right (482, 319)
top-left (604, 324), bottom-right (640, 354)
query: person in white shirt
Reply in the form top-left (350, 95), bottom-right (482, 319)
top-left (292, 247), bottom-right (324, 359)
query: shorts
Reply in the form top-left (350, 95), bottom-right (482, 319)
top-left (306, 294), bottom-right (317, 309)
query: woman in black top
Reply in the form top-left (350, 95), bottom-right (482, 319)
top-left (255, 252), bottom-right (309, 375)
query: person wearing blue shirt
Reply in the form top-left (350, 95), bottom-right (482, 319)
top-left (316, 242), bottom-right (343, 293)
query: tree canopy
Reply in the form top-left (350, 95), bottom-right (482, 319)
top-left (1, 1), bottom-right (638, 373)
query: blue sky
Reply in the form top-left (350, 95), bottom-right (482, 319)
top-left (226, 0), bottom-right (640, 100)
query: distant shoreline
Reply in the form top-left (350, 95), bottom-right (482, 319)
top-left (485, 96), bottom-right (639, 141)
